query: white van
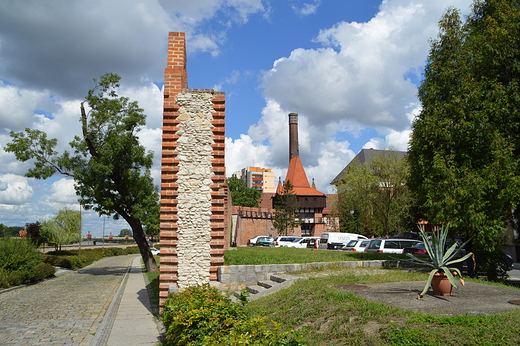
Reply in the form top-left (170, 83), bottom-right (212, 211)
top-left (319, 232), bottom-right (368, 250)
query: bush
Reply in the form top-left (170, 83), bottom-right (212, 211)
top-left (0, 237), bottom-right (54, 288)
top-left (43, 246), bottom-right (141, 269)
top-left (161, 284), bottom-right (303, 346)
top-left (43, 254), bottom-right (73, 268)
top-left (31, 263), bottom-right (56, 282)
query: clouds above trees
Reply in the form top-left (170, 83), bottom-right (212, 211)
top-left (0, 0), bottom-right (473, 234)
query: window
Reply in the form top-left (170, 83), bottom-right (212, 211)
top-left (384, 241), bottom-right (400, 249)
top-left (368, 240), bottom-right (382, 249)
top-left (301, 224), bottom-right (312, 236)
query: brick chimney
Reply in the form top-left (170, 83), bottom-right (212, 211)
top-left (288, 112), bottom-right (299, 160)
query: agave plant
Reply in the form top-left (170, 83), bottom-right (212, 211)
top-left (404, 224), bottom-right (473, 299)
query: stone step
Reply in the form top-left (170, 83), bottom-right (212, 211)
top-left (237, 274), bottom-right (309, 302)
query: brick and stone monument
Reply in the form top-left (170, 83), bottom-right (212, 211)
top-left (159, 32), bottom-right (229, 305)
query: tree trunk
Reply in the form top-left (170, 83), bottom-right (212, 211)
top-left (127, 217), bottom-right (158, 272)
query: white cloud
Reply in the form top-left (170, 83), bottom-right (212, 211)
top-left (0, 83), bottom-right (58, 131)
top-left (225, 134), bottom-right (271, 176)
top-left (48, 178), bottom-right (77, 204)
top-left (0, 0), bottom-right (476, 230)
top-left (245, 0), bottom-right (474, 191)
top-left (292, 0), bottom-right (322, 16)
top-left (0, 174), bottom-right (34, 205)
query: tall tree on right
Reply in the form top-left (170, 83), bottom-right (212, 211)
top-left (408, 0), bottom-right (520, 280)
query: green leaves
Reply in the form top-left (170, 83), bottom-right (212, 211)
top-left (5, 73), bottom-right (159, 271)
top-left (336, 150), bottom-right (412, 237)
top-left (408, 1), bottom-right (520, 278)
top-left (273, 180), bottom-right (300, 236)
top-left (40, 208), bottom-right (82, 250)
top-left (403, 224), bottom-right (473, 297)
top-left (5, 128), bottom-right (69, 179)
top-left (226, 177), bottom-right (262, 207)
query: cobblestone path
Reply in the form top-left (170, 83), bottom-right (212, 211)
top-left (0, 254), bottom-right (137, 346)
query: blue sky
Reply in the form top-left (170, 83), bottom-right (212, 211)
top-left (0, 0), bottom-right (473, 236)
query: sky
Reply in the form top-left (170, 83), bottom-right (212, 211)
top-left (0, 0), bottom-right (474, 237)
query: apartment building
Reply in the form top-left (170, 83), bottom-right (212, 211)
top-left (233, 166), bottom-right (276, 193)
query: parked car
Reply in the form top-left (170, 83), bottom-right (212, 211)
top-left (248, 236), bottom-right (268, 247)
top-left (403, 239), bottom-right (466, 256)
top-left (150, 248), bottom-right (160, 256)
top-left (286, 237), bottom-right (319, 248)
top-left (319, 232), bottom-right (368, 250)
top-left (255, 236), bottom-right (274, 247)
top-left (402, 242), bottom-right (427, 255)
top-left (342, 239), bottom-right (370, 252)
top-left (273, 236), bottom-right (302, 247)
top-left (306, 238), bottom-right (320, 249)
top-left (365, 238), bottom-right (421, 254)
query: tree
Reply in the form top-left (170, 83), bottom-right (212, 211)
top-left (408, 1), bottom-right (520, 279)
top-left (40, 208), bottom-right (81, 252)
top-left (0, 224), bottom-right (7, 238)
top-left (6, 73), bottom-right (159, 271)
top-left (336, 150), bottom-right (413, 237)
top-left (226, 177), bottom-right (261, 207)
top-left (273, 180), bottom-right (299, 236)
top-left (25, 222), bottom-right (46, 247)
top-left (118, 229), bottom-right (133, 237)
top-left (1, 226), bottom-right (24, 238)
top-left (144, 224), bottom-right (159, 242)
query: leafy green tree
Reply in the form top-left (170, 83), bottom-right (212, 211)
top-left (273, 180), bottom-right (300, 236)
top-left (6, 73), bottom-right (159, 271)
top-left (144, 224), bottom-right (159, 242)
top-left (118, 229), bottom-right (133, 237)
top-left (226, 177), bottom-right (261, 207)
top-left (41, 208), bottom-right (81, 252)
top-left (0, 223), bottom-right (7, 238)
top-left (336, 151), bottom-right (412, 237)
top-left (408, 0), bottom-right (520, 279)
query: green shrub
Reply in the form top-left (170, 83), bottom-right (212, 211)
top-left (0, 237), bottom-right (55, 288)
top-left (43, 254), bottom-right (73, 268)
top-left (161, 284), bottom-right (303, 346)
top-left (30, 263), bottom-right (56, 282)
top-left (199, 316), bottom-right (304, 346)
top-left (0, 237), bottom-right (43, 272)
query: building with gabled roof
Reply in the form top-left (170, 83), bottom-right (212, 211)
top-left (274, 113), bottom-right (328, 237)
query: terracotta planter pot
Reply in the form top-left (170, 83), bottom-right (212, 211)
top-left (431, 272), bottom-right (453, 296)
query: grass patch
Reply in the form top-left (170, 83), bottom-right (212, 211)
top-left (151, 248), bottom-right (520, 345)
top-left (145, 256), bottom-right (160, 314)
top-left (224, 247), bottom-right (407, 265)
top-left (243, 270), bottom-right (520, 346)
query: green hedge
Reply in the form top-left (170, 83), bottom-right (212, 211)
top-left (0, 240), bottom-right (141, 289)
top-left (0, 238), bottom-right (56, 288)
top-left (161, 284), bottom-right (303, 346)
top-left (43, 246), bottom-right (140, 269)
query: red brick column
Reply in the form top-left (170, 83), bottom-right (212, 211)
top-left (209, 92), bottom-right (227, 280)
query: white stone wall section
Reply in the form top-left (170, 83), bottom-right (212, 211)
top-left (175, 91), bottom-right (215, 288)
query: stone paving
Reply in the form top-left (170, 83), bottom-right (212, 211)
top-left (0, 254), bottom-right (137, 346)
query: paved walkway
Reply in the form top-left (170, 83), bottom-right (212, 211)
top-left (0, 254), bottom-right (161, 345)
